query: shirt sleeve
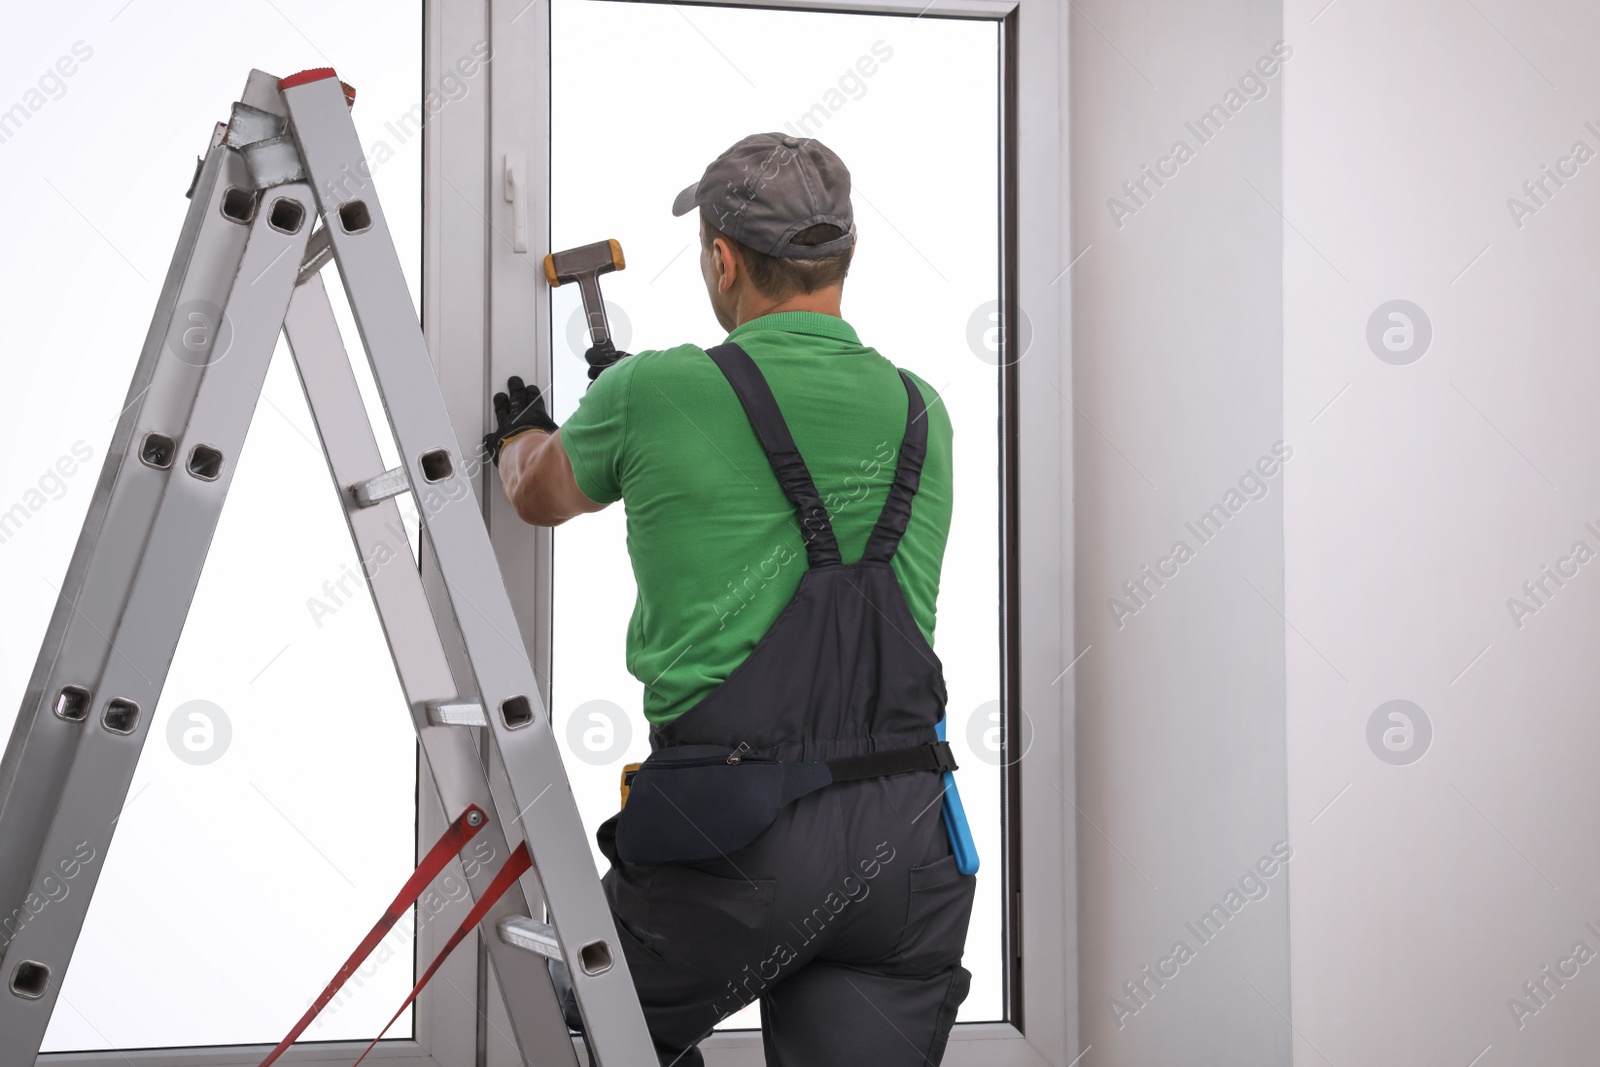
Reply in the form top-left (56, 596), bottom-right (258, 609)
top-left (559, 355), bottom-right (638, 505)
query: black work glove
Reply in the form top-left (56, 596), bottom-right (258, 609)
top-left (482, 375), bottom-right (559, 466)
top-left (585, 343), bottom-right (632, 384)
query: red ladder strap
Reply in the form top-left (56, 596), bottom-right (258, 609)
top-left (256, 805), bottom-right (490, 1067)
top-left (351, 841), bottom-right (534, 1067)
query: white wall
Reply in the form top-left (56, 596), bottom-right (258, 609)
top-left (1071, 2), bottom-right (1292, 1063)
top-left (1284, 1), bottom-right (1600, 1063)
top-left (1072, 1), bottom-right (1600, 1063)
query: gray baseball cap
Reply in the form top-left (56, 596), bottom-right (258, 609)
top-left (671, 132), bottom-right (856, 260)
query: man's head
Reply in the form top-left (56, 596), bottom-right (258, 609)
top-left (671, 133), bottom-right (856, 330)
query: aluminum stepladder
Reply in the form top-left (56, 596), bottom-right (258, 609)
top-left (0, 68), bottom-right (656, 1067)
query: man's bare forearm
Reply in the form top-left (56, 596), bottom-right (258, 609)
top-left (497, 429), bottom-right (605, 526)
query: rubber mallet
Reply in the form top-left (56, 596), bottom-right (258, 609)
top-left (543, 239), bottom-right (626, 359)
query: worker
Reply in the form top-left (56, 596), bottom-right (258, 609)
top-left (482, 132), bottom-right (974, 1066)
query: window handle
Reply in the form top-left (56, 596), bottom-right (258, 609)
top-left (503, 152), bottom-right (528, 253)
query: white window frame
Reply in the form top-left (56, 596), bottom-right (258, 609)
top-left (437, 1), bottom-right (1076, 1064)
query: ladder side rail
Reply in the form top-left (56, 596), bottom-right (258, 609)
top-left (282, 277), bottom-right (579, 1065)
top-left (0, 183), bottom-right (315, 1064)
top-left (0, 141), bottom-right (254, 979)
top-left (281, 74), bottom-right (657, 1066)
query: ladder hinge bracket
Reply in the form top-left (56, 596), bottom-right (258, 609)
top-left (297, 226), bottom-right (334, 285)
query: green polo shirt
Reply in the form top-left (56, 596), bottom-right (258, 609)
top-left (559, 311), bottom-right (953, 726)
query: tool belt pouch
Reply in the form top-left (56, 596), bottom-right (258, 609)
top-left (614, 740), bottom-right (957, 867)
top-left (615, 745), bottom-right (831, 867)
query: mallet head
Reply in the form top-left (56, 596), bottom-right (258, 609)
top-left (543, 239), bottom-right (625, 288)
top-left (543, 239), bottom-right (626, 352)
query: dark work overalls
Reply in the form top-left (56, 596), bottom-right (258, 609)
top-left (586, 343), bottom-right (977, 1066)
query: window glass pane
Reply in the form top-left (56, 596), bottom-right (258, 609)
top-left (549, 0), bottom-right (1004, 1024)
top-left (0, 1), bottom-right (423, 1050)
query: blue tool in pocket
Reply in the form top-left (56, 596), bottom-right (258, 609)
top-left (937, 718), bottom-right (979, 875)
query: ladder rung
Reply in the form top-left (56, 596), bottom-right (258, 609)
top-left (425, 701), bottom-right (487, 727)
top-left (350, 467), bottom-right (410, 508)
top-left (498, 916), bottom-right (562, 960)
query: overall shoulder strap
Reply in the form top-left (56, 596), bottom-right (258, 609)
top-left (861, 371), bottom-right (930, 564)
top-left (704, 343), bottom-right (842, 567)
